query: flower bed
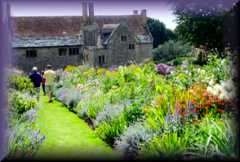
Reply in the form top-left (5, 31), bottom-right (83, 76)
top-left (51, 55), bottom-right (237, 160)
top-left (7, 72), bottom-right (45, 159)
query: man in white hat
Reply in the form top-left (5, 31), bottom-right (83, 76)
top-left (29, 66), bottom-right (42, 101)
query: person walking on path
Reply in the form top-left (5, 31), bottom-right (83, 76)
top-left (41, 71), bottom-right (46, 95)
top-left (29, 66), bottom-right (42, 101)
top-left (43, 64), bottom-right (56, 103)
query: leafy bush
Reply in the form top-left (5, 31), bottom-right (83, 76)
top-left (153, 40), bottom-right (192, 63)
top-left (140, 132), bottom-right (187, 159)
top-left (101, 76), bottom-right (120, 93)
top-left (55, 87), bottom-right (82, 110)
top-left (203, 55), bottom-right (230, 82)
top-left (173, 57), bottom-right (183, 66)
top-left (96, 114), bottom-right (127, 145)
top-left (8, 75), bottom-right (34, 93)
top-left (7, 109), bottom-right (45, 159)
top-left (7, 123), bottom-right (45, 159)
top-left (76, 91), bottom-right (108, 119)
top-left (123, 101), bottom-right (145, 126)
top-left (115, 122), bottom-right (154, 159)
top-left (95, 100), bottom-right (131, 127)
top-left (64, 65), bottom-right (78, 73)
top-left (183, 114), bottom-right (237, 159)
top-left (9, 91), bottom-right (37, 117)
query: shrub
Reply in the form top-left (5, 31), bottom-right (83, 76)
top-left (173, 57), bottom-right (183, 66)
top-left (9, 91), bottom-right (37, 117)
top-left (7, 119), bottom-right (45, 159)
top-left (55, 87), bottom-right (82, 110)
top-left (153, 40), bottom-right (192, 63)
top-left (64, 65), bottom-right (78, 73)
top-left (140, 132), bottom-right (187, 159)
top-left (101, 76), bottom-right (120, 93)
top-left (96, 114), bottom-right (127, 145)
top-left (203, 55), bottom-right (230, 82)
top-left (75, 90), bottom-right (108, 119)
top-left (123, 101), bottom-right (145, 126)
top-left (7, 108), bottom-right (45, 159)
top-left (94, 100), bottom-right (131, 127)
top-left (183, 114), bottom-right (238, 159)
top-left (115, 122), bottom-right (154, 159)
top-left (8, 75), bottom-right (34, 93)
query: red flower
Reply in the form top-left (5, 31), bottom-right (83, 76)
top-left (217, 109), bottom-right (224, 113)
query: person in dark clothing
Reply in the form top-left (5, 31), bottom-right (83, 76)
top-left (29, 66), bottom-right (42, 101)
top-left (41, 71), bottom-right (46, 95)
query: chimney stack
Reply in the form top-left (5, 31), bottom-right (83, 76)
top-left (140, 9), bottom-right (147, 17)
top-left (133, 10), bottom-right (138, 15)
top-left (82, 0), bottom-right (88, 23)
top-left (88, 0), bottom-right (94, 24)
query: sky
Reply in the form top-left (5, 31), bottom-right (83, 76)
top-left (9, 0), bottom-right (177, 30)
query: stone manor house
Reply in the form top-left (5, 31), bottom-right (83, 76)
top-left (11, 1), bottom-right (153, 72)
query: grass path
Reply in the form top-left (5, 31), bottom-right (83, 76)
top-left (34, 95), bottom-right (119, 160)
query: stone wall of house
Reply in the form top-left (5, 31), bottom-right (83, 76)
top-left (12, 46), bottom-right (83, 72)
top-left (83, 24), bottom-right (153, 67)
top-left (108, 24), bottom-right (137, 66)
top-left (83, 47), bottom-right (95, 66)
top-left (94, 48), bottom-right (109, 67)
top-left (135, 43), bottom-right (153, 63)
top-left (84, 47), bottom-right (109, 67)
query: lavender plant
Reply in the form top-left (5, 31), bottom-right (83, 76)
top-left (7, 109), bottom-right (45, 159)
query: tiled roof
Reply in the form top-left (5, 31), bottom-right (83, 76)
top-left (11, 15), bottom-right (153, 47)
top-left (11, 15), bottom-right (149, 37)
top-left (12, 36), bottom-right (83, 48)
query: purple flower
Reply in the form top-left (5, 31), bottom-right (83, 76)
top-left (156, 64), bottom-right (171, 75)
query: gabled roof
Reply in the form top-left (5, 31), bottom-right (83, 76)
top-left (101, 23), bottom-right (120, 45)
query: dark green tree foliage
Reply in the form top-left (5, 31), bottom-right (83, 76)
top-left (174, 8), bottom-right (226, 51)
top-left (224, 1), bottom-right (240, 50)
top-left (147, 18), bottom-right (176, 48)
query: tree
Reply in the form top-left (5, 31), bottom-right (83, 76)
top-left (147, 18), bottom-right (176, 48)
top-left (174, 7), bottom-right (226, 52)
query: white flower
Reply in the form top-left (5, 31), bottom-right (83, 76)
top-left (200, 69), bottom-right (206, 75)
top-left (209, 79), bottom-right (215, 86)
top-left (207, 86), bottom-right (214, 93)
top-left (197, 68), bottom-right (201, 73)
top-left (211, 89), bottom-right (219, 96)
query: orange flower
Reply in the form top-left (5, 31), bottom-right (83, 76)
top-left (217, 109), bottom-right (224, 113)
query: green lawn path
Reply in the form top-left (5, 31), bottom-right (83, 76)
top-left (34, 95), bottom-right (120, 160)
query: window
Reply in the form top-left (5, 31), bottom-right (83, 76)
top-left (69, 48), bottom-right (79, 55)
top-left (59, 48), bottom-right (67, 56)
top-left (121, 35), bottom-right (127, 42)
top-left (26, 50), bottom-right (37, 58)
top-left (103, 44), bottom-right (107, 49)
top-left (98, 55), bottom-right (105, 65)
top-left (129, 44), bottom-right (135, 50)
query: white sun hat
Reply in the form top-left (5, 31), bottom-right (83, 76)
top-left (32, 66), bottom-right (38, 71)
